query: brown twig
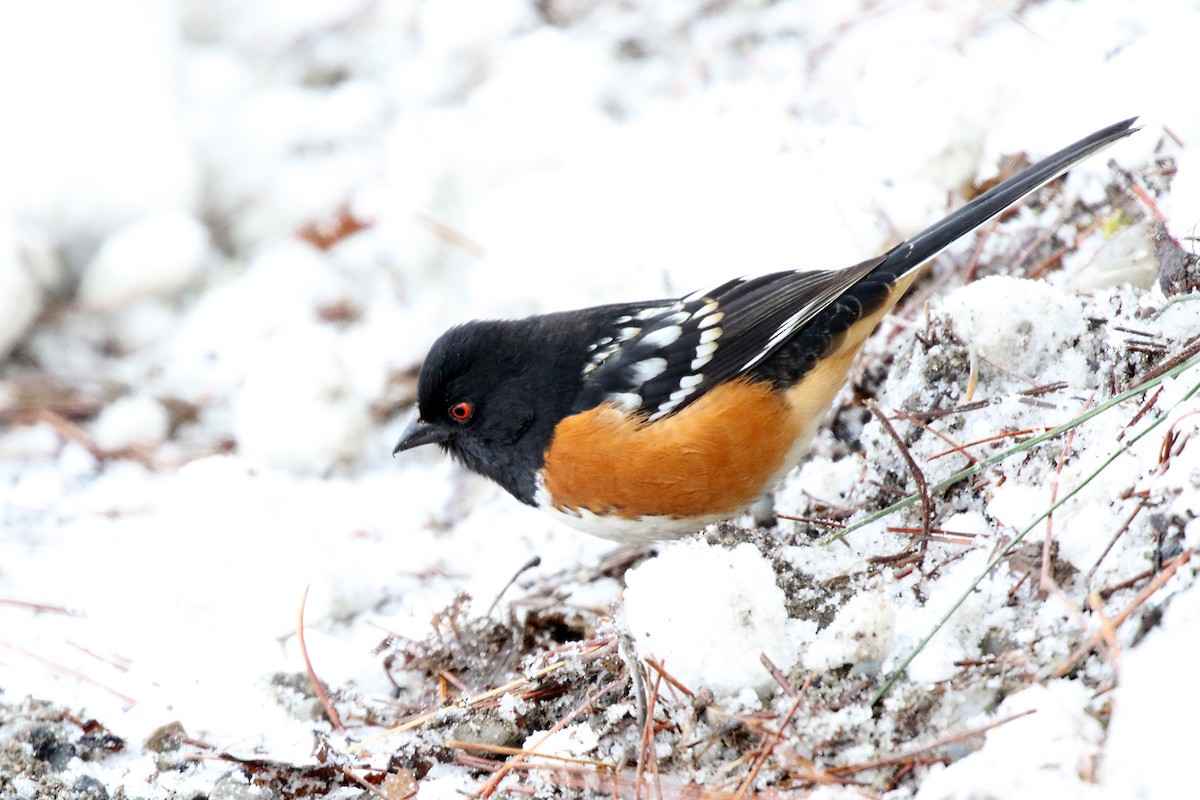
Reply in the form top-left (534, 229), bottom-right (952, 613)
top-left (438, 670), bottom-right (471, 697)
top-left (927, 427), bottom-right (1053, 461)
top-left (736, 677), bottom-right (812, 797)
top-left (635, 661), bottom-right (664, 800)
top-left (960, 345), bottom-right (979, 402)
top-left (66, 641), bottom-right (130, 673)
top-left (901, 398), bottom-right (988, 422)
top-left (339, 766), bottom-right (393, 800)
top-left (1052, 550), bottom-right (1192, 677)
top-left (1026, 217), bottom-right (1104, 281)
top-left (1097, 567), bottom-right (1157, 599)
top-left (15, 407), bottom-right (152, 467)
top-left (827, 709), bottom-right (1036, 777)
top-left (1158, 409), bottom-right (1200, 471)
top-left (486, 556), bottom-right (541, 617)
top-left (1120, 386), bottom-right (1163, 440)
top-left (1135, 332), bottom-right (1200, 385)
top-left (0, 640), bottom-right (136, 705)
top-left (446, 739), bottom-right (616, 768)
top-left (1041, 397), bottom-right (1089, 594)
top-left (467, 759), bottom-right (760, 798)
top-left (891, 408), bottom-right (976, 466)
top-left (759, 653), bottom-right (799, 699)
top-left (963, 220), bottom-right (997, 283)
top-left (477, 675), bottom-right (625, 798)
top-left (1024, 242), bottom-right (1072, 281)
top-left (973, 351), bottom-right (1040, 388)
top-left (350, 642), bottom-right (609, 754)
top-left (0, 597), bottom-right (80, 615)
top-left (1120, 168), bottom-right (1168, 224)
top-left (1084, 502), bottom-right (1147, 585)
top-left (1085, 592), bottom-right (1122, 674)
top-left (885, 526), bottom-right (978, 546)
top-left (1012, 207), bottom-right (1064, 274)
top-left (867, 400), bottom-right (932, 541)
top-left (644, 656), bottom-right (696, 699)
top-left (412, 210), bottom-right (486, 258)
top-left (297, 585), bottom-right (345, 731)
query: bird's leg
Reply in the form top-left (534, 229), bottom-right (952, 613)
top-left (750, 492), bottom-right (777, 529)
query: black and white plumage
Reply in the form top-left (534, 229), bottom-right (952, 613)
top-left (395, 117), bottom-right (1139, 541)
top-left (576, 263), bottom-right (884, 421)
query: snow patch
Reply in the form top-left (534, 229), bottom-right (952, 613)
top-left (623, 540), bottom-right (799, 696)
top-left (78, 211), bottom-right (210, 311)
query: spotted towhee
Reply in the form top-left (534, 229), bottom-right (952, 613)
top-left (395, 118), bottom-right (1138, 543)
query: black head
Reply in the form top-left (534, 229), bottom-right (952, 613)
top-left (393, 315), bottom-right (594, 504)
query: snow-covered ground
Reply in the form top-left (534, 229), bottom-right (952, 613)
top-left (2, 1), bottom-right (1199, 797)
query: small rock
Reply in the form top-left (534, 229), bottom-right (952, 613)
top-left (72, 775), bottom-right (109, 800)
top-left (143, 721), bottom-right (189, 754)
top-left (451, 710), bottom-right (523, 749)
top-left (211, 771), bottom-right (276, 800)
top-left (29, 723), bottom-right (75, 770)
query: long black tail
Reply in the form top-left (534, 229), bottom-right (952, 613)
top-left (872, 117), bottom-right (1139, 280)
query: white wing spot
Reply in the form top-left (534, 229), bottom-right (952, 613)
top-left (641, 325), bottom-right (683, 347)
top-left (608, 392), bottom-right (643, 411)
top-left (649, 399), bottom-right (682, 421)
top-left (667, 386), bottom-right (693, 404)
top-left (584, 335), bottom-right (621, 375)
top-left (690, 339), bottom-right (718, 370)
top-left (698, 311), bottom-right (724, 329)
top-left (699, 327), bottom-right (722, 345)
top-left (635, 304), bottom-right (676, 320)
top-left (630, 357), bottom-right (668, 384)
top-left (649, 373), bottom-right (707, 421)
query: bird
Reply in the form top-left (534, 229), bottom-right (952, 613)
top-left (394, 118), bottom-right (1138, 543)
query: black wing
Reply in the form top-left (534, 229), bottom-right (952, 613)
top-left (577, 261), bottom-right (881, 420)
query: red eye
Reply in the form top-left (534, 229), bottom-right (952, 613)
top-left (449, 401), bottom-right (473, 422)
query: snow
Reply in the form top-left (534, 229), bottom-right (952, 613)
top-left (0, 3), bottom-right (197, 261)
top-left (916, 681), bottom-right (1105, 799)
top-left (2, 0), bottom-right (1199, 797)
top-left (78, 211), bottom-right (211, 311)
top-left (523, 722), bottom-right (600, 760)
top-left (1060, 219), bottom-right (1160, 293)
top-left (1103, 564), bottom-right (1200, 799)
top-left (939, 276), bottom-right (1093, 390)
top-left (90, 394), bottom-right (171, 452)
top-left (803, 590), bottom-right (895, 673)
top-left (233, 323), bottom-right (371, 474)
top-left (623, 540), bottom-right (799, 696)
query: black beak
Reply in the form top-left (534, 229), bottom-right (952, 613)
top-left (393, 417), bottom-right (451, 455)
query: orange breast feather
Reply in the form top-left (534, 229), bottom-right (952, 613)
top-left (541, 379), bottom-right (800, 520)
